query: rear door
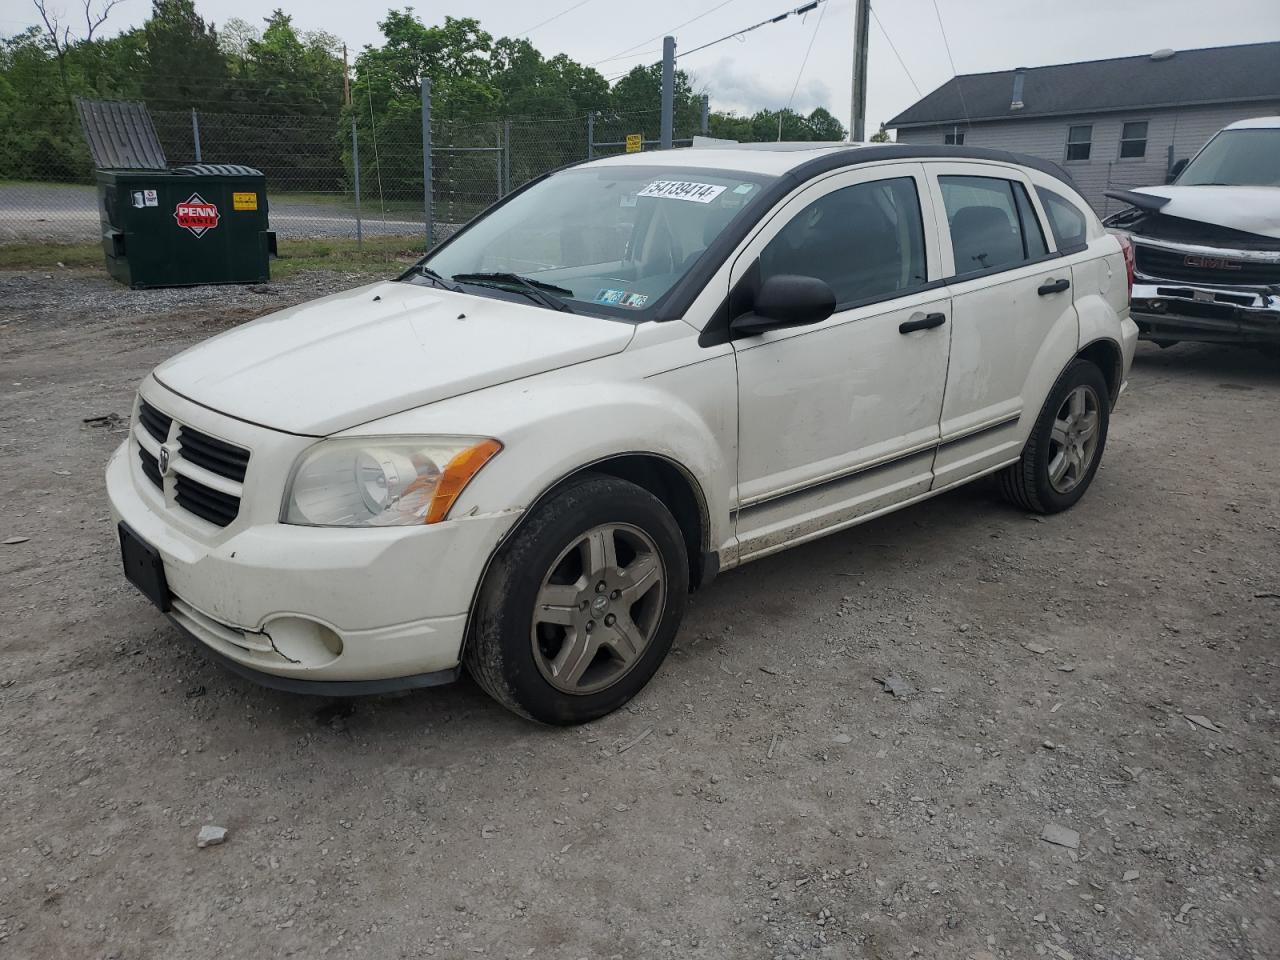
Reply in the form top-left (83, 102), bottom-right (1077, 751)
top-left (925, 163), bottom-right (1080, 488)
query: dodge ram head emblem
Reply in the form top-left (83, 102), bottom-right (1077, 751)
top-left (1184, 255), bottom-right (1241, 270)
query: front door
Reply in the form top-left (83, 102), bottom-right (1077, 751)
top-left (730, 163), bottom-right (952, 562)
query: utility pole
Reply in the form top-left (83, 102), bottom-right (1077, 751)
top-left (660, 36), bottom-right (675, 149)
top-left (342, 44), bottom-right (351, 106)
top-left (849, 0), bottom-right (869, 141)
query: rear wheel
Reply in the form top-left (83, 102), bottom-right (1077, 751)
top-left (998, 359), bottom-right (1110, 514)
top-left (465, 474), bottom-right (688, 724)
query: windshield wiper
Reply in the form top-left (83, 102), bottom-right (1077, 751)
top-left (408, 264), bottom-right (459, 290)
top-left (451, 272), bottom-right (575, 312)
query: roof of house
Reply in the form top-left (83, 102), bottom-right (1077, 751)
top-left (888, 41), bottom-right (1280, 129)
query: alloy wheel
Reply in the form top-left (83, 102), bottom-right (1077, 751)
top-left (530, 523), bottom-right (666, 695)
top-left (1048, 384), bottom-right (1101, 494)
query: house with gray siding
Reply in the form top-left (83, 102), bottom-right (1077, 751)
top-left (887, 42), bottom-right (1280, 216)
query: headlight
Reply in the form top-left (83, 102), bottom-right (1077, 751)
top-left (283, 436), bottom-right (502, 527)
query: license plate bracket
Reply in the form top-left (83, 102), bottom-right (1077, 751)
top-left (119, 523), bottom-right (171, 611)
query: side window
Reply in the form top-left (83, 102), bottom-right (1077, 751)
top-left (759, 177), bottom-right (928, 306)
top-left (1035, 186), bottom-right (1089, 249)
top-left (939, 175), bottom-right (1047, 276)
top-left (1065, 124), bottom-right (1092, 161)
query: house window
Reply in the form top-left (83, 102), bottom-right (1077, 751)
top-left (1065, 124), bottom-right (1092, 161)
top-left (1119, 121), bottom-right (1148, 159)
top-left (945, 131), bottom-right (965, 145)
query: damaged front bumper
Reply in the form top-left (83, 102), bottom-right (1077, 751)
top-left (1128, 238), bottom-right (1280, 346)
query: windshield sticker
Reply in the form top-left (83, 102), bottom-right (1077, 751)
top-left (638, 180), bottom-right (726, 204)
top-left (732, 183), bottom-right (755, 194)
top-left (620, 193), bottom-right (638, 208)
top-left (594, 288), bottom-right (649, 308)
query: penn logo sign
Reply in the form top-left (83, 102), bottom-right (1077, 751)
top-left (174, 193), bottom-right (220, 237)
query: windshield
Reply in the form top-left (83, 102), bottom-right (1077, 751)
top-left (416, 165), bottom-right (774, 318)
top-left (1177, 128), bottom-right (1280, 187)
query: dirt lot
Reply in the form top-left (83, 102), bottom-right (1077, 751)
top-left (1, 270), bottom-right (1277, 960)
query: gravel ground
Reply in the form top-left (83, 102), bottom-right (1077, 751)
top-left (1, 270), bottom-right (1278, 960)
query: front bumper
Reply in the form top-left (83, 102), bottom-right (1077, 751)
top-left (1132, 279), bottom-right (1280, 345)
top-left (106, 427), bottom-right (520, 691)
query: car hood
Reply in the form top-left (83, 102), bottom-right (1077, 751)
top-left (1127, 185), bottom-right (1280, 240)
top-left (153, 280), bottom-right (636, 435)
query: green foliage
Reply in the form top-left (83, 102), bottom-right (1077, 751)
top-left (709, 107), bottom-right (847, 143)
top-left (142, 0), bottom-right (228, 110)
top-left (0, 2), bottom-right (845, 190)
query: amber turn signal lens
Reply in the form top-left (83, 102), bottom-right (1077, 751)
top-left (425, 438), bottom-right (503, 524)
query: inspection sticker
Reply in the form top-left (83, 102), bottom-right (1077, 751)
top-left (233, 191), bottom-right (258, 211)
top-left (638, 180), bottom-right (725, 204)
top-left (594, 288), bottom-right (649, 308)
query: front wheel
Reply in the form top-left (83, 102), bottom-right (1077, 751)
top-left (465, 473), bottom-right (688, 724)
top-left (998, 359), bottom-right (1110, 514)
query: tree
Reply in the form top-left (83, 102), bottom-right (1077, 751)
top-left (141, 0), bottom-right (228, 110)
top-left (806, 108), bottom-right (845, 141)
top-left (31, 0), bottom-right (122, 102)
top-left (869, 124), bottom-right (890, 143)
top-left (609, 63), bottom-right (701, 141)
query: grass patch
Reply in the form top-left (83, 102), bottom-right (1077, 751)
top-left (0, 236), bottom-right (425, 280)
top-left (0, 241), bottom-right (102, 270)
top-left (270, 236), bottom-right (424, 278)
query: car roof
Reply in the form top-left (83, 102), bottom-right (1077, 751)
top-left (584, 141), bottom-right (1080, 192)
top-left (1223, 116), bottom-right (1280, 130)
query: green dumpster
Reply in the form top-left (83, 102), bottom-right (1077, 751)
top-left (96, 164), bottom-right (275, 288)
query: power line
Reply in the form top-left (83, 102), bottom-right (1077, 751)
top-left (677, 0), bottom-right (823, 60)
top-left (517, 0), bottom-right (596, 37)
top-left (603, 1), bottom-right (825, 85)
top-left (929, 0), bottom-right (969, 126)
top-left (589, 0), bottom-right (739, 67)
top-left (870, 5), bottom-right (921, 97)
top-left (784, 1), bottom-right (826, 114)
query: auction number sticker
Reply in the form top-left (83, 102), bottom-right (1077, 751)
top-left (638, 180), bottom-right (726, 204)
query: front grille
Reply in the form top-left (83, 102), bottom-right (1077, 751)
top-left (1135, 244), bottom-right (1280, 286)
top-left (174, 475), bottom-right (241, 527)
top-left (138, 400), bottom-right (172, 443)
top-left (133, 397), bottom-right (251, 529)
top-left (178, 426), bottom-right (249, 483)
top-left (138, 446), bottom-right (162, 488)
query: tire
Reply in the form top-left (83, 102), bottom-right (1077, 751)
top-left (464, 473), bottom-right (689, 725)
top-left (998, 359), bottom-right (1110, 514)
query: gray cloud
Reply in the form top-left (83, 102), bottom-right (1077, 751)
top-left (688, 55), bottom-right (835, 116)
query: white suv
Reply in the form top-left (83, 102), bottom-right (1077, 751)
top-left (106, 143), bottom-right (1138, 724)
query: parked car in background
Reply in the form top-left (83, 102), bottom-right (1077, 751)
top-left (1104, 117), bottom-right (1280, 356)
top-left (107, 143), bottom-right (1137, 724)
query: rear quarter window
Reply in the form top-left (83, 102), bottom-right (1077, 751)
top-left (1035, 187), bottom-right (1089, 250)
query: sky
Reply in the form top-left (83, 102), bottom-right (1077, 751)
top-left (2, 0), bottom-right (1278, 133)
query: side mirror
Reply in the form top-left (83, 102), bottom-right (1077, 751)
top-left (730, 273), bottom-right (836, 337)
top-left (1166, 158), bottom-right (1188, 183)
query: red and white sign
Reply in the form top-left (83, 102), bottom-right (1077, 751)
top-left (174, 193), bottom-right (220, 237)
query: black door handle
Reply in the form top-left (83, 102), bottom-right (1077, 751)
top-left (899, 312), bottom-right (947, 334)
top-left (1038, 278), bottom-right (1070, 296)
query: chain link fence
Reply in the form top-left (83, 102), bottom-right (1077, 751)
top-left (0, 99), bottom-right (708, 250)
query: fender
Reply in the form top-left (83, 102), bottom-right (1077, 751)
top-left (335, 362), bottom-right (738, 556)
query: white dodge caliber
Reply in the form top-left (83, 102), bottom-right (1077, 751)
top-left (107, 143), bottom-right (1139, 724)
